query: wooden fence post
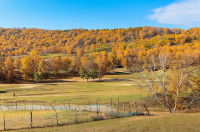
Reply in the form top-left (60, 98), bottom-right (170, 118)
top-left (24, 102), bottom-right (26, 110)
top-left (89, 101), bottom-right (91, 111)
top-left (75, 107), bottom-right (78, 124)
top-left (49, 103), bottom-right (58, 126)
top-left (60, 100), bottom-right (61, 109)
top-left (55, 110), bottom-right (58, 126)
top-left (133, 99), bottom-right (138, 116)
top-left (3, 112), bottom-right (5, 130)
top-left (123, 103), bottom-right (125, 112)
top-left (30, 111), bottom-right (32, 129)
top-left (96, 103), bottom-right (98, 119)
top-left (99, 98), bottom-right (100, 113)
top-left (110, 98), bottom-right (112, 111)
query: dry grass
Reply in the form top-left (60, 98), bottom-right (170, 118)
top-left (0, 77), bottom-right (148, 106)
top-left (0, 69), bottom-right (199, 131)
top-left (11, 112), bottom-right (200, 132)
top-left (0, 110), bottom-right (101, 130)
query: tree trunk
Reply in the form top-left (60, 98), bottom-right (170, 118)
top-left (99, 66), bottom-right (100, 81)
top-left (173, 107), bottom-right (176, 113)
top-left (173, 94), bottom-right (178, 113)
top-left (167, 106), bottom-right (171, 113)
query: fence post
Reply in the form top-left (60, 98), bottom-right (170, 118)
top-left (3, 112), bottom-right (5, 130)
top-left (60, 100), bottom-right (61, 110)
top-left (96, 103), bottom-right (98, 119)
top-left (123, 103), bottom-right (125, 112)
top-left (99, 98), bottom-right (100, 113)
top-left (110, 98), bottom-right (112, 111)
top-left (24, 102), bottom-right (26, 110)
top-left (30, 111), bottom-right (32, 129)
top-left (75, 107), bottom-right (78, 124)
top-left (89, 101), bottom-right (91, 111)
top-left (49, 103), bottom-right (58, 126)
top-left (133, 99), bottom-right (138, 116)
top-left (55, 110), bottom-right (58, 126)
top-left (11, 100), bottom-right (12, 109)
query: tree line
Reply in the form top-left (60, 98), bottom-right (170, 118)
top-left (0, 26), bottom-right (200, 58)
top-left (0, 43), bottom-right (199, 83)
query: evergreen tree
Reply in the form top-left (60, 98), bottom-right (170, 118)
top-left (79, 67), bottom-right (86, 82)
top-left (91, 68), bottom-right (97, 81)
top-left (44, 72), bottom-right (49, 79)
top-left (85, 72), bottom-right (90, 82)
top-left (35, 72), bottom-right (41, 85)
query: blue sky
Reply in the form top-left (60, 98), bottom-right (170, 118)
top-left (0, 0), bottom-right (199, 30)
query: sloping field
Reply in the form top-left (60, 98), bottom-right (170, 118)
top-left (13, 112), bottom-right (200, 132)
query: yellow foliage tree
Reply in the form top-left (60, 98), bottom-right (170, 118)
top-left (61, 56), bottom-right (71, 75)
top-left (4, 56), bottom-right (14, 83)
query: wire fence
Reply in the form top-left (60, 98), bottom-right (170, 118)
top-left (0, 97), bottom-right (145, 130)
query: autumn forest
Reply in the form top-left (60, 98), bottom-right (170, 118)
top-left (0, 26), bottom-right (199, 83)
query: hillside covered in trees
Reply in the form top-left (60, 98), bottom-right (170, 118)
top-left (0, 26), bottom-right (199, 83)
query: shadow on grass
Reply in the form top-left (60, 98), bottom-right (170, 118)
top-left (108, 72), bottom-right (132, 75)
top-left (96, 78), bottom-right (131, 82)
top-left (0, 91), bottom-right (7, 93)
top-left (43, 84), bottom-right (58, 85)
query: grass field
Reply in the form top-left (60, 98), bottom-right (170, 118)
top-left (0, 110), bottom-right (99, 130)
top-left (0, 69), bottom-right (151, 106)
top-left (0, 79), bottom-right (147, 105)
top-left (0, 68), bottom-right (199, 131)
top-left (12, 112), bottom-right (200, 132)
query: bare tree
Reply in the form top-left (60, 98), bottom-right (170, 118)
top-left (134, 51), bottom-right (199, 113)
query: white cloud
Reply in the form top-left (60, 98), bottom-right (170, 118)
top-left (147, 0), bottom-right (200, 26)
